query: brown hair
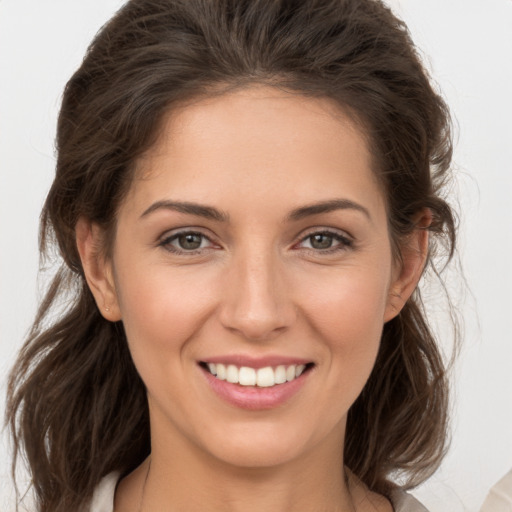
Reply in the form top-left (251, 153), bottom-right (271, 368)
top-left (6, 0), bottom-right (457, 510)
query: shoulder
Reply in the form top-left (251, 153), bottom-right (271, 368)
top-left (390, 489), bottom-right (430, 512)
top-left (89, 472), bottom-right (120, 512)
top-left (345, 467), bottom-right (429, 512)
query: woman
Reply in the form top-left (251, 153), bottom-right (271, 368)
top-left (6, 0), bottom-right (456, 511)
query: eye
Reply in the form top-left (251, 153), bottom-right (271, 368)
top-left (159, 231), bottom-right (216, 253)
top-left (297, 230), bottom-right (353, 252)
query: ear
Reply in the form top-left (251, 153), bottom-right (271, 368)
top-left (383, 209), bottom-right (431, 323)
top-left (75, 217), bottom-right (122, 322)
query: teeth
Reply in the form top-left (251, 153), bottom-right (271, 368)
top-left (205, 363), bottom-right (308, 387)
top-left (256, 367), bottom-right (275, 387)
top-left (216, 364), bottom-right (226, 380)
top-left (239, 367), bottom-right (256, 386)
top-left (275, 365), bottom-right (287, 384)
top-left (226, 364), bottom-right (239, 384)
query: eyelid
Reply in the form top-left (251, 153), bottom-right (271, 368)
top-left (293, 227), bottom-right (354, 252)
top-left (156, 226), bottom-right (354, 255)
top-left (297, 226), bottom-right (354, 242)
top-left (157, 227), bottom-right (220, 253)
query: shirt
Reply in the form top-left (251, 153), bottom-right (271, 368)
top-left (480, 469), bottom-right (512, 512)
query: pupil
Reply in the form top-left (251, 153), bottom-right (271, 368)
top-left (179, 234), bottom-right (202, 250)
top-left (311, 234), bottom-right (332, 249)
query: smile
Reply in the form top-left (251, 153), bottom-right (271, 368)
top-left (202, 363), bottom-right (309, 388)
top-left (199, 358), bottom-right (314, 409)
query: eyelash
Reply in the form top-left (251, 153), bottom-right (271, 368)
top-left (158, 230), bottom-right (217, 255)
top-left (295, 230), bottom-right (353, 254)
top-left (158, 229), bottom-right (353, 255)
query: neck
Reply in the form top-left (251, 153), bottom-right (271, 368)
top-left (145, 454), bottom-right (353, 512)
top-left (126, 427), bottom-right (355, 512)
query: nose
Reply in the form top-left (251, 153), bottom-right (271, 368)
top-left (218, 249), bottom-right (296, 342)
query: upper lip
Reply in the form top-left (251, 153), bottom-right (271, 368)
top-left (200, 354), bottom-right (312, 369)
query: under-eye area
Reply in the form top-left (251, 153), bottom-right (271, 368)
top-left (199, 362), bottom-right (315, 388)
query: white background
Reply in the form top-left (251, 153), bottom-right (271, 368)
top-left (1, 1), bottom-right (511, 510)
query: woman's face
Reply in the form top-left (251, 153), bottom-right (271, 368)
top-left (95, 85), bottom-right (412, 469)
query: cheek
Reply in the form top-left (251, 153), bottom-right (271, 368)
top-left (302, 263), bottom-right (391, 340)
top-left (298, 264), bottom-right (392, 394)
top-left (113, 259), bottom-right (219, 369)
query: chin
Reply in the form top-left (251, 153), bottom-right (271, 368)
top-left (196, 421), bottom-right (325, 470)
top-left (210, 443), bottom-right (302, 469)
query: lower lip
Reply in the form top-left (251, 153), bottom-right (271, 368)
top-left (200, 366), bottom-right (310, 410)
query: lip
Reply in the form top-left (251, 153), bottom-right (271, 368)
top-left (199, 359), bottom-right (313, 411)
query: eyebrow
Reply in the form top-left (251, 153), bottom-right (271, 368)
top-left (140, 198), bottom-right (371, 223)
top-left (287, 199), bottom-right (371, 222)
top-left (140, 200), bottom-right (229, 222)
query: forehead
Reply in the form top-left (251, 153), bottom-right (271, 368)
top-left (125, 85), bottom-right (384, 219)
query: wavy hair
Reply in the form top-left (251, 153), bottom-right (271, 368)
top-left (6, 0), bottom-right (457, 510)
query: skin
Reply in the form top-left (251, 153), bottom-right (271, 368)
top-left (77, 85), bottom-right (428, 511)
